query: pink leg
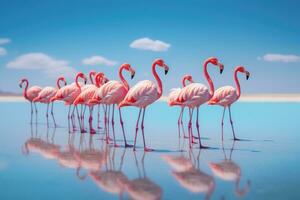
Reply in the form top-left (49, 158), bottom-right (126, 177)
top-left (111, 104), bottom-right (119, 147)
top-left (71, 105), bottom-right (77, 131)
top-left (51, 102), bottom-right (57, 127)
top-left (68, 105), bottom-right (72, 133)
top-left (46, 103), bottom-right (49, 127)
top-left (177, 107), bottom-right (184, 138)
top-left (97, 104), bottom-right (101, 129)
top-left (188, 108), bottom-right (193, 148)
top-left (89, 106), bottom-right (96, 134)
top-left (34, 102), bottom-right (38, 122)
top-left (229, 106), bottom-right (240, 140)
top-left (196, 107), bottom-right (209, 149)
top-left (30, 102), bottom-right (33, 124)
top-left (75, 106), bottom-right (84, 133)
top-left (133, 108), bottom-right (142, 151)
top-left (103, 105), bottom-right (109, 144)
top-left (119, 108), bottom-right (133, 148)
top-left (141, 108), bottom-right (153, 152)
top-left (221, 107), bottom-right (226, 141)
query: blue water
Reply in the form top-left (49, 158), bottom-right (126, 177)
top-left (0, 101), bottom-right (300, 199)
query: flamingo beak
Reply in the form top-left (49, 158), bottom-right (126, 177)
top-left (246, 72), bottom-right (250, 80)
top-left (19, 83), bottom-right (22, 88)
top-left (164, 64), bottom-right (169, 75)
top-left (218, 63), bottom-right (224, 74)
top-left (131, 71), bottom-right (135, 79)
top-left (84, 79), bottom-right (87, 84)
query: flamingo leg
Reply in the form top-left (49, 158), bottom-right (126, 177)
top-left (228, 106), bottom-right (239, 140)
top-left (133, 108), bottom-right (142, 151)
top-left (34, 102), bottom-right (38, 122)
top-left (111, 104), bottom-right (119, 147)
top-left (103, 105), bottom-right (109, 143)
top-left (119, 108), bottom-right (132, 148)
top-left (97, 104), bottom-right (101, 129)
top-left (71, 105), bottom-right (77, 131)
top-left (188, 108), bottom-right (193, 148)
top-left (177, 107), bottom-right (184, 138)
top-left (89, 106), bottom-right (96, 134)
top-left (189, 108), bottom-right (197, 144)
top-left (196, 106), bottom-right (209, 149)
top-left (141, 108), bottom-right (153, 152)
top-left (221, 107), bottom-right (226, 141)
top-left (68, 105), bottom-right (72, 133)
top-left (50, 102), bottom-right (57, 127)
top-left (46, 103), bottom-right (49, 127)
top-left (75, 105), bottom-right (83, 133)
top-left (107, 105), bottom-right (113, 141)
top-left (30, 102), bottom-right (33, 124)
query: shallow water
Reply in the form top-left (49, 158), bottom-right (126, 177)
top-left (0, 101), bottom-right (300, 200)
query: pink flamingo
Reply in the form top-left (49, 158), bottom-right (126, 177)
top-left (19, 78), bottom-right (42, 123)
top-left (33, 77), bottom-right (67, 127)
top-left (50, 72), bottom-right (87, 133)
top-left (89, 63), bottom-right (135, 148)
top-left (170, 57), bottom-right (224, 149)
top-left (208, 66), bottom-right (250, 140)
top-left (119, 59), bottom-right (169, 151)
top-left (73, 72), bottom-right (106, 134)
top-left (168, 74), bottom-right (194, 138)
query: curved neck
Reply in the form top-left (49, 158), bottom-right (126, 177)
top-left (203, 60), bottom-right (214, 97)
top-left (75, 75), bottom-right (83, 91)
top-left (234, 70), bottom-right (241, 98)
top-left (22, 79), bottom-right (29, 99)
top-left (152, 62), bottom-right (163, 97)
top-left (89, 72), bottom-right (95, 85)
top-left (182, 77), bottom-right (190, 87)
top-left (119, 65), bottom-right (129, 91)
top-left (56, 78), bottom-right (65, 89)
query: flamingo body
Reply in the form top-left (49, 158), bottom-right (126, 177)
top-left (33, 86), bottom-right (57, 103)
top-left (120, 80), bottom-right (159, 108)
top-left (73, 85), bottom-right (98, 106)
top-left (25, 86), bottom-right (42, 102)
top-left (208, 86), bottom-right (238, 107)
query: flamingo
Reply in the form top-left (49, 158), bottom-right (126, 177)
top-left (33, 77), bottom-right (67, 127)
top-left (170, 57), bottom-right (224, 149)
top-left (50, 72), bottom-right (87, 133)
top-left (119, 59), bottom-right (169, 151)
top-left (89, 63), bottom-right (136, 148)
top-left (19, 78), bottom-right (42, 123)
top-left (208, 66), bottom-right (250, 141)
top-left (208, 141), bottom-right (251, 198)
top-left (168, 74), bottom-right (194, 138)
top-left (73, 72), bottom-right (106, 134)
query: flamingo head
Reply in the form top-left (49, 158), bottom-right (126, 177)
top-left (19, 78), bottom-right (27, 88)
top-left (95, 72), bottom-right (105, 86)
top-left (103, 76), bottom-right (109, 83)
top-left (122, 63), bottom-right (136, 79)
top-left (89, 70), bottom-right (97, 83)
top-left (184, 74), bottom-right (193, 82)
top-left (154, 58), bottom-right (169, 75)
top-left (76, 72), bottom-right (87, 84)
top-left (236, 66), bottom-right (250, 80)
top-left (207, 57), bottom-right (224, 74)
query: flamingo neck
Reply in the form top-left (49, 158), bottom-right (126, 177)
top-left (234, 69), bottom-right (241, 98)
top-left (75, 74), bottom-right (82, 91)
top-left (152, 62), bottom-right (163, 97)
top-left (23, 79), bottom-right (29, 99)
top-left (182, 76), bottom-right (190, 87)
top-left (56, 78), bottom-right (64, 89)
top-left (203, 60), bottom-right (214, 97)
top-left (119, 65), bottom-right (129, 91)
top-left (89, 72), bottom-right (95, 85)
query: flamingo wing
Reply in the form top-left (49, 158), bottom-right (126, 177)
top-left (168, 88), bottom-right (181, 104)
top-left (177, 83), bottom-right (210, 106)
top-left (209, 86), bottom-right (237, 106)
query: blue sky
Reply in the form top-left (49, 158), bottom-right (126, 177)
top-left (0, 0), bottom-right (300, 94)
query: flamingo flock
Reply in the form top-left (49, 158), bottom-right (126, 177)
top-left (19, 57), bottom-right (250, 151)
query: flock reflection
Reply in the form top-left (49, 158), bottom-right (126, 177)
top-left (22, 125), bottom-right (251, 200)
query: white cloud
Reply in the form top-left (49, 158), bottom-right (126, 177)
top-left (82, 55), bottom-right (118, 66)
top-left (130, 37), bottom-right (170, 52)
top-left (6, 53), bottom-right (77, 78)
top-left (0, 47), bottom-right (7, 56)
top-left (258, 53), bottom-right (300, 63)
top-left (0, 38), bottom-right (11, 45)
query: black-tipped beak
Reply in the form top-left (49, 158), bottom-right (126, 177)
top-left (19, 84), bottom-right (22, 88)
top-left (131, 72), bottom-right (135, 79)
top-left (220, 68), bottom-right (224, 74)
top-left (165, 69), bottom-right (169, 75)
top-left (246, 74), bottom-right (250, 80)
top-left (84, 80), bottom-right (87, 84)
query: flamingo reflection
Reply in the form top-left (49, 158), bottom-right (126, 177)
top-left (209, 141), bottom-right (251, 198)
top-left (163, 150), bottom-right (215, 200)
top-left (124, 152), bottom-right (162, 200)
top-left (89, 146), bottom-right (128, 199)
top-left (22, 125), bottom-right (60, 160)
